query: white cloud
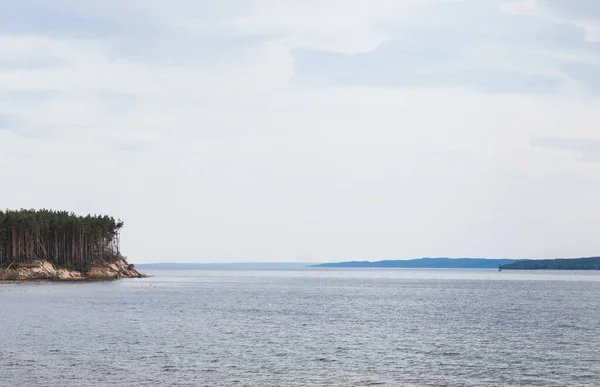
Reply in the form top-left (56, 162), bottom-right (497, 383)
top-left (233, 0), bottom-right (435, 53)
top-left (503, 0), bottom-right (600, 41)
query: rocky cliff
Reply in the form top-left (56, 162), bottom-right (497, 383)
top-left (0, 258), bottom-right (144, 281)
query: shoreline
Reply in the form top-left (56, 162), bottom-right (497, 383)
top-left (0, 258), bottom-right (146, 282)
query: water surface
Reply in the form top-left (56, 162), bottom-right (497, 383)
top-left (1, 269), bottom-right (600, 386)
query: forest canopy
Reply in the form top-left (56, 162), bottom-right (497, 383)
top-left (0, 209), bottom-right (124, 272)
top-left (499, 257), bottom-right (600, 270)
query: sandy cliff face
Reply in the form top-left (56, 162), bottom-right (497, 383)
top-left (86, 258), bottom-right (143, 279)
top-left (0, 258), bottom-right (144, 281)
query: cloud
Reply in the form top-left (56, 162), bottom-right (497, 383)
top-left (505, 0), bottom-right (600, 42)
top-left (0, 0), bottom-right (121, 38)
top-left (0, 113), bottom-right (40, 138)
top-left (293, 0), bottom-right (600, 94)
top-left (0, 0), bottom-right (250, 37)
top-left (557, 60), bottom-right (600, 93)
top-left (0, 0), bottom-right (268, 68)
top-left (0, 114), bottom-right (21, 133)
top-left (538, 0), bottom-right (600, 21)
top-left (233, 0), bottom-right (435, 54)
top-left (293, 49), bottom-right (563, 93)
top-left (531, 137), bottom-right (600, 162)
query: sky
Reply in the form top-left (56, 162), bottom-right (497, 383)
top-left (1, 0), bottom-right (600, 263)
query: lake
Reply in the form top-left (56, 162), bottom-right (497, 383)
top-left (1, 269), bottom-right (600, 386)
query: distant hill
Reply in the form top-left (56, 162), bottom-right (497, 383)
top-left (500, 257), bottom-right (600, 270)
top-left (310, 258), bottom-right (519, 269)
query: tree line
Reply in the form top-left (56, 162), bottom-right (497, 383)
top-left (500, 257), bottom-right (600, 270)
top-left (0, 209), bottom-right (124, 272)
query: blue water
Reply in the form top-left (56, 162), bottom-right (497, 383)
top-left (1, 269), bottom-right (600, 386)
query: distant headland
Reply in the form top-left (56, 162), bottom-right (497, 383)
top-left (312, 257), bottom-right (600, 270)
top-left (310, 258), bottom-right (518, 269)
top-left (499, 257), bottom-right (600, 270)
top-left (1, 209), bottom-right (144, 281)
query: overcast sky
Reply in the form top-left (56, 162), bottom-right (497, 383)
top-left (1, 0), bottom-right (600, 263)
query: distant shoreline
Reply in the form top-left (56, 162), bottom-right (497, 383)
top-left (312, 257), bottom-right (600, 270)
top-left (136, 262), bottom-right (311, 270)
top-left (500, 257), bottom-right (600, 270)
top-left (310, 258), bottom-right (518, 269)
top-left (129, 257), bottom-right (600, 271)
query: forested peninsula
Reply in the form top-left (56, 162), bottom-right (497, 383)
top-left (0, 209), bottom-right (143, 281)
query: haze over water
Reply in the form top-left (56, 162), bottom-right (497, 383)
top-left (2, 269), bottom-right (600, 386)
